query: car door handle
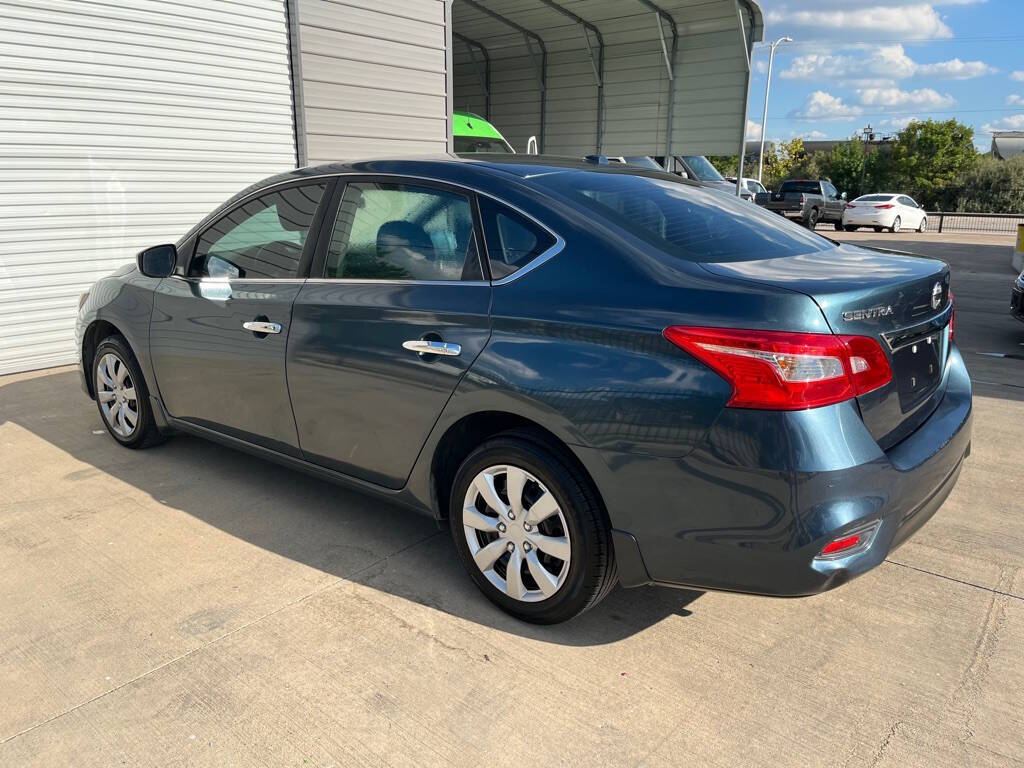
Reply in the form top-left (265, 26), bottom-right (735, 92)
top-left (402, 339), bottom-right (461, 357)
top-left (243, 321), bottom-right (282, 334)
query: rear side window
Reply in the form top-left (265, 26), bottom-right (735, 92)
top-left (191, 184), bottom-right (325, 279)
top-left (532, 170), bottom-right (833, 262)
top-left (324, 182), bottom-right (482, 281)
top-left (477, 198), bottom-right (556, 279)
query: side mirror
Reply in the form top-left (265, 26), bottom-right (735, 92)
top-left (840, 191), bottom-right (848, 200)
top-left (137, 244), bottom-right (176, 278)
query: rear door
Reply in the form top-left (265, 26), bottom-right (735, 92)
top-left (287, 178), bottom-right (491, 488)
top-left (150, 181), bottom-right (329, 455)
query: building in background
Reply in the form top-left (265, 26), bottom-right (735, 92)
top-left (0, 0), bottom-right (762, 374)
top-left (992, 131), bottom-right (1024, 160)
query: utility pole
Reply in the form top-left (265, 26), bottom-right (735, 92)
top-left (859, 124), bottom-right (874, 195)
top-left (757, 36), bottom-right (793, 183)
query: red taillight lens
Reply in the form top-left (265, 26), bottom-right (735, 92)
top-left (875, 203), bottom-right (895, 209)
top-left (816, 520), bottom-right (881, 559)
top-left (844, 203), bottom-right (855, 209)
top-left (663, 326), bottom-right (893, 410)
top-left (948, 289), bottom-right (955, 341)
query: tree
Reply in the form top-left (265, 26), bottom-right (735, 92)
top-left (762, 138), bottom-right (806, 189)
top-left (886, 119), bottom-right (978, 208)
top-left (953, 155), bottom-right (1024, 213)
top-left (821, 139), bottom-right (865, 199)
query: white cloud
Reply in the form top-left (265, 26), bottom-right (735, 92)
top-left (801, 130), bottom-right (829, 140)
top-left (781, 45), bottom-right (994, 82)
top-left (982, 115), bottom-right (1024, 133)
top-left (789, 91), bottom-right (863, 120)
top-left (857, 87), bottom-right (955, 109)
top-left (746, 119), bottom-right (763, 140)
top-left (915, 58), bottom-right (997, 79)
top-left (765, 4), bottom-right (953, 41)
top-left (1013, 71), bottom-right (1024, 82)
top-left (877, 116), bottom-right (918, 129)
top-left (1007, 95), bottom-right (1024, 107)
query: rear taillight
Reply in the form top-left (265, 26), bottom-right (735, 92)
top-left (948, 289), bottom-right (955, 341)
top-left (663, 326), bottom-right (893, 410)
top-left (874, 203), bottom-right (895, 209)
top-left (844, 203), bottom-right (855, 209)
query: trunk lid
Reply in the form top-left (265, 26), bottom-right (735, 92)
top-left (700, 243), bottom-right (953, 447)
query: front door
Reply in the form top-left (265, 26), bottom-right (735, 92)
top-left (288, 179), bottom-right (491, 488)
top-left (150, 181), bottom-right (329, 455)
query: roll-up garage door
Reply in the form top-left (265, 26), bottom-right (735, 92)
top-left (0, 0), bottom-right (297, 374)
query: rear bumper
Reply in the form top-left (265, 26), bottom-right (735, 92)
top-left (582, 345), bottom-right (973, 596)
top-left (843, 212), bottom-right (894, 227)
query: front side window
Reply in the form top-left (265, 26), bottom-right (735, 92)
top-left (478, 198), bottom-right (556, 279)
top-left (191, 184), bottom-right (326, 279)
top-left (679, 155), bottom-right (725, 182)
top-left (324, 182), bottom-right (482, 281)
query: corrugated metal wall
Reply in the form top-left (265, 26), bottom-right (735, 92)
top-left (293, 0), bottom-right (450, 164)
top-left (0, 0), bottom-right (297, 375)
top-left (453, 0), bottom-right (760, 157)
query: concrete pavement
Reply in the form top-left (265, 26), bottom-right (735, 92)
top-left (1, 231), bottom-right (1022, 767)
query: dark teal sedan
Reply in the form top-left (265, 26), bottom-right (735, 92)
top-left (76, 156), bottom-right (971, 623)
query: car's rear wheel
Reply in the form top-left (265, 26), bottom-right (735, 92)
top-left (890, 216), bottom-right (902, 233)
top-left (806, 208), bottom-right (820, 229)
top-left (833, 221), bottom-right (843, 231)
top-left (918, 216), bottom-right (927, 233)
top-left (873, 226), bottom-right (884, 232)
top-left (449, 434), bottom-right (616, 623)
top-left (844, 225), bottom-right (858, 231)
top-left (92, 336), bottom-right (165, 449)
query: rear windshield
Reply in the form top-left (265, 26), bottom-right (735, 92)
top-left (680, 155), bottom-right (725, 182)
top-left (454, 136), bottom-right (513, 153)
top-left (532, 171), bottom-right (834, 262)
top-left (779, 181), bottom-right (821, 194)
top-left (854, 194), bottom-right (893, 202)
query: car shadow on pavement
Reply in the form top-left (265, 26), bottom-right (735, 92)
top-left (1, 370), bottom-right (703, 646)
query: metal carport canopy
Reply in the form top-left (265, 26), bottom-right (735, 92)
top-left (451, 0), bottom-right (763, 159)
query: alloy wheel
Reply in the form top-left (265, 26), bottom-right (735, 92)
top-left (96, 353), bottom-right (138, 438)
top-left (462, 464), bottom-right (571, 603)
top-left (891, 216), bottom-right (901, 233)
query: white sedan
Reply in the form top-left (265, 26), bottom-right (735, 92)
top-left (841, 193), bottom-right (928, 233)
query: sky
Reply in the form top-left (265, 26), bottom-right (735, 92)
top-left (749, 0), bottom-right (1024, 150)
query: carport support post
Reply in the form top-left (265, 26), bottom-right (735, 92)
top-left (454, 33), bottom-right (491, 119)
top-left (734, 0), bottom-right (755, 196)
top-left (461, 0), bottom-right (547, 153)
top-left (637, 1), bottom-right (678, 168)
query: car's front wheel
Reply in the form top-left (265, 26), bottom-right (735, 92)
top-left (918, 216), bottom-right (928, 233)
top-left (890, 216), bottom-right (902, 233)
top-left (449, 433), bottom-right (616, 623)
top-left (92, 335), bottom-right (165, 449)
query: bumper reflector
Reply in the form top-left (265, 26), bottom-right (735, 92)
top-left (815, 521), bottom-right (880, 560)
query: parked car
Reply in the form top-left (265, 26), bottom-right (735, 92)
top-left (77, 156), bottom-right (970, 624)
top-left (726, 176), bottom-right (766, 202)
top-left (842, 193), bottom-right (928, 233)
top-left (759, 179), bottom-right (846, 229)
top-left (452, 111), bottom-right (514, 154)
top-left (616, 156), bottom-right (750, 199)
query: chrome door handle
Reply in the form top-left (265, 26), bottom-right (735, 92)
top-left (243, 321), bottom-right (282, 334)
top-left (402, 339), bottom-right (461, 357)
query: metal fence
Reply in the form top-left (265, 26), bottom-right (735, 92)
top-left (926, 212), bottom-right (1024, 234)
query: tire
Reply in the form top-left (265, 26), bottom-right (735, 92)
top-left (92, 335), bottom-right (165, 449)
top-left (844, 225), bottom-right (859, 232)
top-left (889, 216), bottom-right (902, 233)
top-left (918, 216), bottom-right (927, 233)
top-left (833, 221), bottom-right (844, 231)
top-left (805, 208), bottom-right (820, 229)
top-left (449, 433), bottom-right (616, 624)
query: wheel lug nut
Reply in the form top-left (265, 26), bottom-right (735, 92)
top-left (497, 522), bottom-right (506, 533)
top-left (524, 542), bottom-right (532, 552)
top-left (506, 542), bottom-right (515, 552)
top-left (523, 523), bottom-right (532, 532)
top-left (507, 512), bottom-right (515, 520)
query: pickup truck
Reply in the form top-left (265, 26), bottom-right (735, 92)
top-left (754, 179), bottom-right (847, 229)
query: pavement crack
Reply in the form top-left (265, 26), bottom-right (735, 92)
top-left (883, 559), bottom-right (1023, 602)
top-left (0, 529), bottom-right (442, 747)
top-left (868, 719), bottom-right (906, 768)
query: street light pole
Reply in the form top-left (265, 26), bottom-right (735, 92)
top-left (757, 36), bottom-right (792, 184)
